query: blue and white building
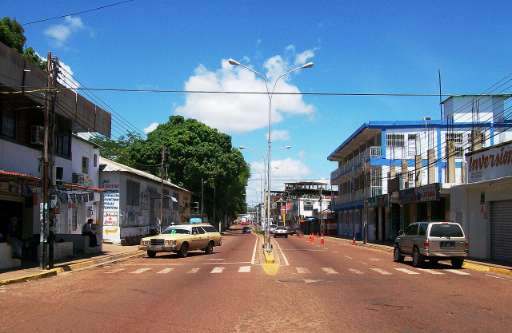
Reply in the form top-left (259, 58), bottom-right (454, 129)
top-left (327, 95), bottom-right (512, 242)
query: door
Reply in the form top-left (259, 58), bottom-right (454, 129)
top-left (191, 227), bottom-right (207, 250)
top-left (490, 200), bottom-right (512, 263)
top-left (402, 224), bottom-right (418, 254)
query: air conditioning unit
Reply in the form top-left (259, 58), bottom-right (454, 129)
top-left (30, 126), bottom-right (44, 145)
top-left (72, 173), bottom-right (85, 185)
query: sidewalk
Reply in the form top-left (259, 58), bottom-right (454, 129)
top-left (326, 236), bottom-right (512, 276)
top-left (0, 243), bottom-right (143, 286)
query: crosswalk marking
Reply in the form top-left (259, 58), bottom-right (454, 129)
top-left (446, 269), bottom-right (470, 276)
top-left (238, 266), bottom-right (251, 273)
top-left (105, 268), bottom-right (125, 274)
top-left (394, 268), bottom-right (420, 275)
top-left (371, 268), bottom-right (392, 275)
top-left (321, 267), bottom-right (339, 275)
top-left (210, 267), bottom-right (225, 274)
top-left (187, 267), bottom-right (200, 274)
top-left (131, 268), bottom-right (151, 274)
top-left (344, 255), bottom-right (353, 260)
top-left (348, 268), bottom-right (363, 275)
top-left (418, 268), bottom-right (445, 275)
top-left (157, 268), bottom-right (174, 274)
top-left (296, 267), bottom-right (310, 274)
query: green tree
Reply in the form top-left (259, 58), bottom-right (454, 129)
top-left (90, 132), bottom-right (144, 166)
top-left (0, 17), bottom-right (25, 52)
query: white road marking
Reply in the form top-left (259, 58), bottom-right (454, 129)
top-left (369, 258), bottom-right (380, 261)
top-left (348, 268), bottom-right (363, 275)
top-left (208, 259), bottom-right (224, 261)
top-left (238, 266), bottom-right (251, 273)
top-left (187, 267), bottom-right (200, 274)
top-left (418, 268), bottom-right (445, 275)
top-left (251, 235), bottom-right (258, 265)
top-left (486, 274), bottom-right (506, 280)
top-left (157, 268), bottom-right (174, 274)
top-left (322, 267), bottom-right (339, 275)
top-left (210, 266), bottom-right (225, 274)
top-left (370, 268), bottom-right (392, 275)
top-left (296, 267), bottom-right (310, 274)
top-left (360, 262), bottom-right (368, 265)
top-left (345, 255), bottom-right (353, 260)
top-left (394, 268), bottom-right (420, 275)
top-left (446, 269), bottom-right (470, 276)
top-left (275, 239), bottom-right (290, 266)
top-left (131, 268), bottom-right (151, 274)
top-left (105, 268), bottom-right (125, 274)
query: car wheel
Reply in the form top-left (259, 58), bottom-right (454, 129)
top-left (147, 250), bottom-right (156, 258)
top-left (412, 247), bottom-right (424, 267)
top-left (393, 245), bottom-right (404, 263)
top-left (178, 242), bottom-right (189, 258)
top-left (204, 241), bottom-right (214, 254)
top-left (451, 258), bottom-right (464, 269)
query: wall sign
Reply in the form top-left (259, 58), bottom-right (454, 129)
top-left (467, 141), bottom-right (512, 183)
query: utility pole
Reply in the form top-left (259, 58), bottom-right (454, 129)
top-left (160, 146), bottom-right (166, 232)
top-left (200, 177), bottom-right (204, 218)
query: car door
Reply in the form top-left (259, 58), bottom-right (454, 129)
top-left (190, 227), bottom-right (203, 250)
top-left (196, 226), bottom-right (208, 249)
top-left (403, 224), bottom-right (418, 254)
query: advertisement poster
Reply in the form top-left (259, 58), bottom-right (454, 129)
top-left (103, 191), bottom-right (120, 242)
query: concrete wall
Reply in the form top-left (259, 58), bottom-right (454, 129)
top-left (71, 137), bottom-right (99, 186)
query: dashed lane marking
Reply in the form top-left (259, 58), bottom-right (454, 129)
top-left (238, 266), bottom-right (251, 273)
top-left (210, 266), bottom-right (225, 274)
top-left (446, 269), bottom-right (471, 276)
top-left (394, 268), bottom-right (420, 275)
top-left (344, 255), bottom-right (353, 260)
top-left (348, 268), bottom-right (364, 275)
top-left (157, 268), bottom-right (174, 274)
top-left (418, 268), bottom-right (445, 275)
top-left (187, 267), bottom-right (200, 274)
top-left (105, 268), bottom-right (125, 274)
top-left (369, 258), bottom-right (380, 261)
top-left (131, 268), bottom-right (151, 274)
top-left (370, 268), bottom-right (392, 275)
top-left (296, 267), bottom-right (310, 274)
top-left (322, 267), bottom-right (339, 275)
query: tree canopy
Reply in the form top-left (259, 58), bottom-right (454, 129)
top-left (91, 116), bottom-right (250, 222)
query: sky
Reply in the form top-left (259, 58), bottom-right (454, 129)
top-left (4, 0), bottom-right (512, 205)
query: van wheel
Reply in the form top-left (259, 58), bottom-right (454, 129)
top-left (393, 245), bottom-right (404, 263)
top-left (178, 243), bottom-right (189, 258)
top-left (204, 241), bottom-right (214, 254)
top-left (147, 250), bottom-right (156, 258)
top-left (412, 247), bottom-right (424, 267)
top-left (451, 258), bottom-right (464, 269)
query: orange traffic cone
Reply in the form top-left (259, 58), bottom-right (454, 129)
top-left (352, 236), bottom-right (356, 245)
top-left (320, 236), bottom-right (325, 247)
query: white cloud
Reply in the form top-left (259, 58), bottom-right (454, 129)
top-left (246, 158), bottom-right (311, 204)
top-left (57, 60), bottom-right (80, 90)
top-left (174, 54), bottom-right (315, 133)
top-left (294, 49), bottom-right (315, 66)
top-left (44, 16), bottom-right (85, 46)
top-left (266, 129), bottom-right (290, 141)
top-left (144, 122), bottom-right (159, 134)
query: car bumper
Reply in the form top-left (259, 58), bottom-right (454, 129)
top-left (139, 244), bottom-right (177, 252)
top-left (423, 251), bottom-right (468, 258)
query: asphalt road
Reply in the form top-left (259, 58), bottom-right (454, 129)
top-left (1, 232), bottom-right (511, 332)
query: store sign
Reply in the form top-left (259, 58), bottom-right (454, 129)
top-left (467, 141), bottom-right (512, 183)
top-left (399, 183), bottom-right (440, 205)
top-left (103, 191), bottom-right (120, 226)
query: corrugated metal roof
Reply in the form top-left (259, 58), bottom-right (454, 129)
top-left (99, 157), bottom-right (190, 193)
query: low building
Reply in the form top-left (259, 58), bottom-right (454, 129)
top-left (450, 140), bottom-right (512, 263)
top-left (99, 158), bottom-right (191, 245)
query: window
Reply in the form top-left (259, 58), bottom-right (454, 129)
top-left (162, 227), bottom-right (190, 235)
top-left (72, 207), bottom-right (78, 231)
top-left (303, 201), bottom-right (313, 211)
top-left (0, 108), bottom-right (16, 139)
top-left (408, 134), bottom-right (417, 157)
top-left (93, 154), bottom-right (98, 167)
top-left (126, 180), bottom-right (140, 206)
top-left (405, 224), bottom-right (418, 235)
top-left (446, 132), bottom-right (463, 157)
top-left (55, 132), bottom-right (71, 158)
top-left (197, 227), bottom-right (206, 234)
top-left (82, 157), bottom-right (89, 174)
top-left (203, 226), bottom-right (217, 233)
top-left (418, 223), bottom-right (428, 236)
top-left (386, 134), bottom-right (405, 147)
top-left (429, 224), bottom-right (463, 237)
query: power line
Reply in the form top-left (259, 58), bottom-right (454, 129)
top-left (23, 0), bottom-right (136, 26)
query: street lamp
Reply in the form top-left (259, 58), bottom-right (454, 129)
top-left (229, 58), bottom-right (313, 252)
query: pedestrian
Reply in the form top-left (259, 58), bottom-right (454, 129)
top-left (82, 218), bottom-right (97, 247)
top-left (7, 216), bottom-right (23, 258)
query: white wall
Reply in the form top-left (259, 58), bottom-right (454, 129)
top-left (71, 137), bottom-right (99, 187)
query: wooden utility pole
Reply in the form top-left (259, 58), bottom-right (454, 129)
top-left (160, 146), bottom-right (166, 232)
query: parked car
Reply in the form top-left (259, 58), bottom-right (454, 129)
top-left (393, 221), bottom-right (468, 268)
top-left (140, 224), bottom-right (222, 258)
top-left (242, 226), bottom-right (252, 234)
top-left (269, 224), bottom-right (278, 233)
top-left (273, 226), bottom-right (289, 238)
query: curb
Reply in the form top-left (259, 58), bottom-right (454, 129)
top-left (0, 250), bottom-right (143, 287)
top-left (325, 236), bottom-right (512, 276)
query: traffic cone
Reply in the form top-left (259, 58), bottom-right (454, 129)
top-left (320, 236), bottom-right (325, 247)
top-left (352, 236), bottom-right (356, 245)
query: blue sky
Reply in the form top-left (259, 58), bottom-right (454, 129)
top-left (4, 0), bottom-right (512, 204)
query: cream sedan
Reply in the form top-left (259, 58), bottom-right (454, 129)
top-left (139, 224), bottom-right (222, 258)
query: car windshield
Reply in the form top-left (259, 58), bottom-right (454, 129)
top-left (161, 227), bottom-right (190, 235)
top-left (429, 224), bottom-right (463, 237)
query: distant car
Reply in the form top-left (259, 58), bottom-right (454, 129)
top-left (269, 224), bottom-right (278, 233)
top-left (140, 224), bottom-right (222, 258)
top-left (273, 226), bottom-right (289, 238)
top-left (242, 226), bottom-right (252, 234)
top-left (393, 222), bottom-right (468, 268)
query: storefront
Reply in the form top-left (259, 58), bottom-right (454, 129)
top-left (398, 183), bottom-right (449, 228)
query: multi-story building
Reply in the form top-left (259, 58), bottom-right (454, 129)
top-left (328, 95), bottom-right (512, 242)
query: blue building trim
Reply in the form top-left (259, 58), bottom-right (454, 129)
top-left (381, 129), bottom-right (387, 157)
top-left (490, 125), bottom-right (495, 145)
top-left (332, 200), bottom-right (364, 212)
top-left (368, 158), bottom-right (462, 168)
top-left (437, 127), bottom-right (442, 182)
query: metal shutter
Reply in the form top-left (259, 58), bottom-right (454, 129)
top-left (490, 200), bottom-right (512, 263)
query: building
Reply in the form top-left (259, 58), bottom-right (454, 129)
top-left (328, 95), bottom-right (512, 243)
top-left (0, 41), bottom-right (111, 269)
top-left (451, 140), bottom-right (512, 263)
top-left (99, 157), bottom-right (191, 245)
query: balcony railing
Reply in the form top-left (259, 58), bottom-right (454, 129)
top-left (332, 185), bottom-right (383, 207)
top-left (330, 146), bottom-right (382, 182)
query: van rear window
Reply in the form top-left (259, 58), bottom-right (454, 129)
top-left (429, 224), bottom-right (463, 237)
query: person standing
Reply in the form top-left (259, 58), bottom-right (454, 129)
top-left (81, 218), bottom-right (97, 247)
